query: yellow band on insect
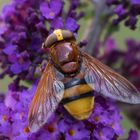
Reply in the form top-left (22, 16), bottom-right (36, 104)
top-left (53, 29), bottom-right (63, 41)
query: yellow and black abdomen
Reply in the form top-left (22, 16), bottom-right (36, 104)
top-left (61, 78), bottom-right (94, 120)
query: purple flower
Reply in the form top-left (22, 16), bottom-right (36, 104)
top-left (100, 38), bottom-right (140, 90)
top-left (11, 120), bottom-right (31, 140)
top-left (9, 51), bottom-right (31, 74)
top-left (66, 17), bottom-right (80, 32)
top-left (0, 86), bottom-right (36, 139)
top-left (0, 103), bottom-right (11, 137)
top-left (5, 91), bottom-right (18, 110)
top-left (106, 0), bottom-right (140, 29)
top-left (89, 96), bottom-right (124, 138)
top-left (104, 37), bottom-right (117, 55)
top-left (126, 129), bottom-right (139, 140)
top-left (40, 0), bottom-right (62, 19)
top-left (3, 44), bottom-right (17, 55)
top-left (125, 16), bottom-right (137, 29)
top-left (97, 37), bottom-right (140, 130)
top-left (51, 17), bottom-right (64, 29)
top-left (130, 0), bottom-right (140, 5)
top-left (65, 127), bottom-right (90, 140)
top-left (93, 125), bottom-right (115, 140)
top-left (0, 18), bottom-right (7, 35)
top-left (59, 119), bottom-right (90, 140)
top-left (114, 5), bottom-right (126, 17)
top-left (0, 85), bottom-right (125, 140)
top-left (0, 0), bottom-right (139, 140)
top-left (0, 0), bottom-right (80, 84)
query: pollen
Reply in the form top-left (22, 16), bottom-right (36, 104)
top-left (68, 129), bottom-right (75, 136)
top-left (3, 115), bottom-right (8, 122)
top-left (23, 127), bottom-right (30, 133)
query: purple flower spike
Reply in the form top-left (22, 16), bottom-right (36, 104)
top-left (0, 0), bottom-right (139, 140)
top-left (0, 86), bottom-right (125, 140)
top-left (106, 0), bottom-right (140, 29)
top-left (0, 0), bottom-right (81, 84)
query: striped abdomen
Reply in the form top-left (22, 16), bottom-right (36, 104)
top-left (61, 78), bottom-right (94, 120)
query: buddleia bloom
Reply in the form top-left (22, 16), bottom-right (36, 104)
top-left (0, 0), bottom-right (80, 87)
top-left (0, 85), bottom-right (124, 140)
top-left (106, 0), bottom-right (140, 29)
top-left (100, 38), bottom-right (140, 91)
top-left (0, 0), bottom-right (139, 140)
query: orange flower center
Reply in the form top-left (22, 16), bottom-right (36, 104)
top-left (24, 127), bottom-right (30, 134)
top-left (49, 12), bottom-right (55, 17)
top-left (47, 125), bottom-right (55, 133)
top-left (93, 116), bottom-right (100, 122)
top-left (3, 115), bottom-right (8, 122)
top-left (110, 123), bottom-right (115, 128)
top-left (68, 129), bottom-right (75, 136)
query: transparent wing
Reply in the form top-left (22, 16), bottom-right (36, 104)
top-left (28, 62), bottom-right (64, 132)
top-left (82, 52), bottom-right (140, 104)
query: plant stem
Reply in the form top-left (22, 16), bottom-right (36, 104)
top-left (84, 0), bottom-right (113, 55)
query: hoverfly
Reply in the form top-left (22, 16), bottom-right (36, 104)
top-left (28, 29), bottom-right (140, 132)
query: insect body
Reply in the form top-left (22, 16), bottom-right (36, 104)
top-left (28, 29), bottom-right (140, 132)
top-left (62, 78), bottom-right (94, 120)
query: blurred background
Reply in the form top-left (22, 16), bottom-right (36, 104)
top-left (0, 0), bottom-right (140, 138)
